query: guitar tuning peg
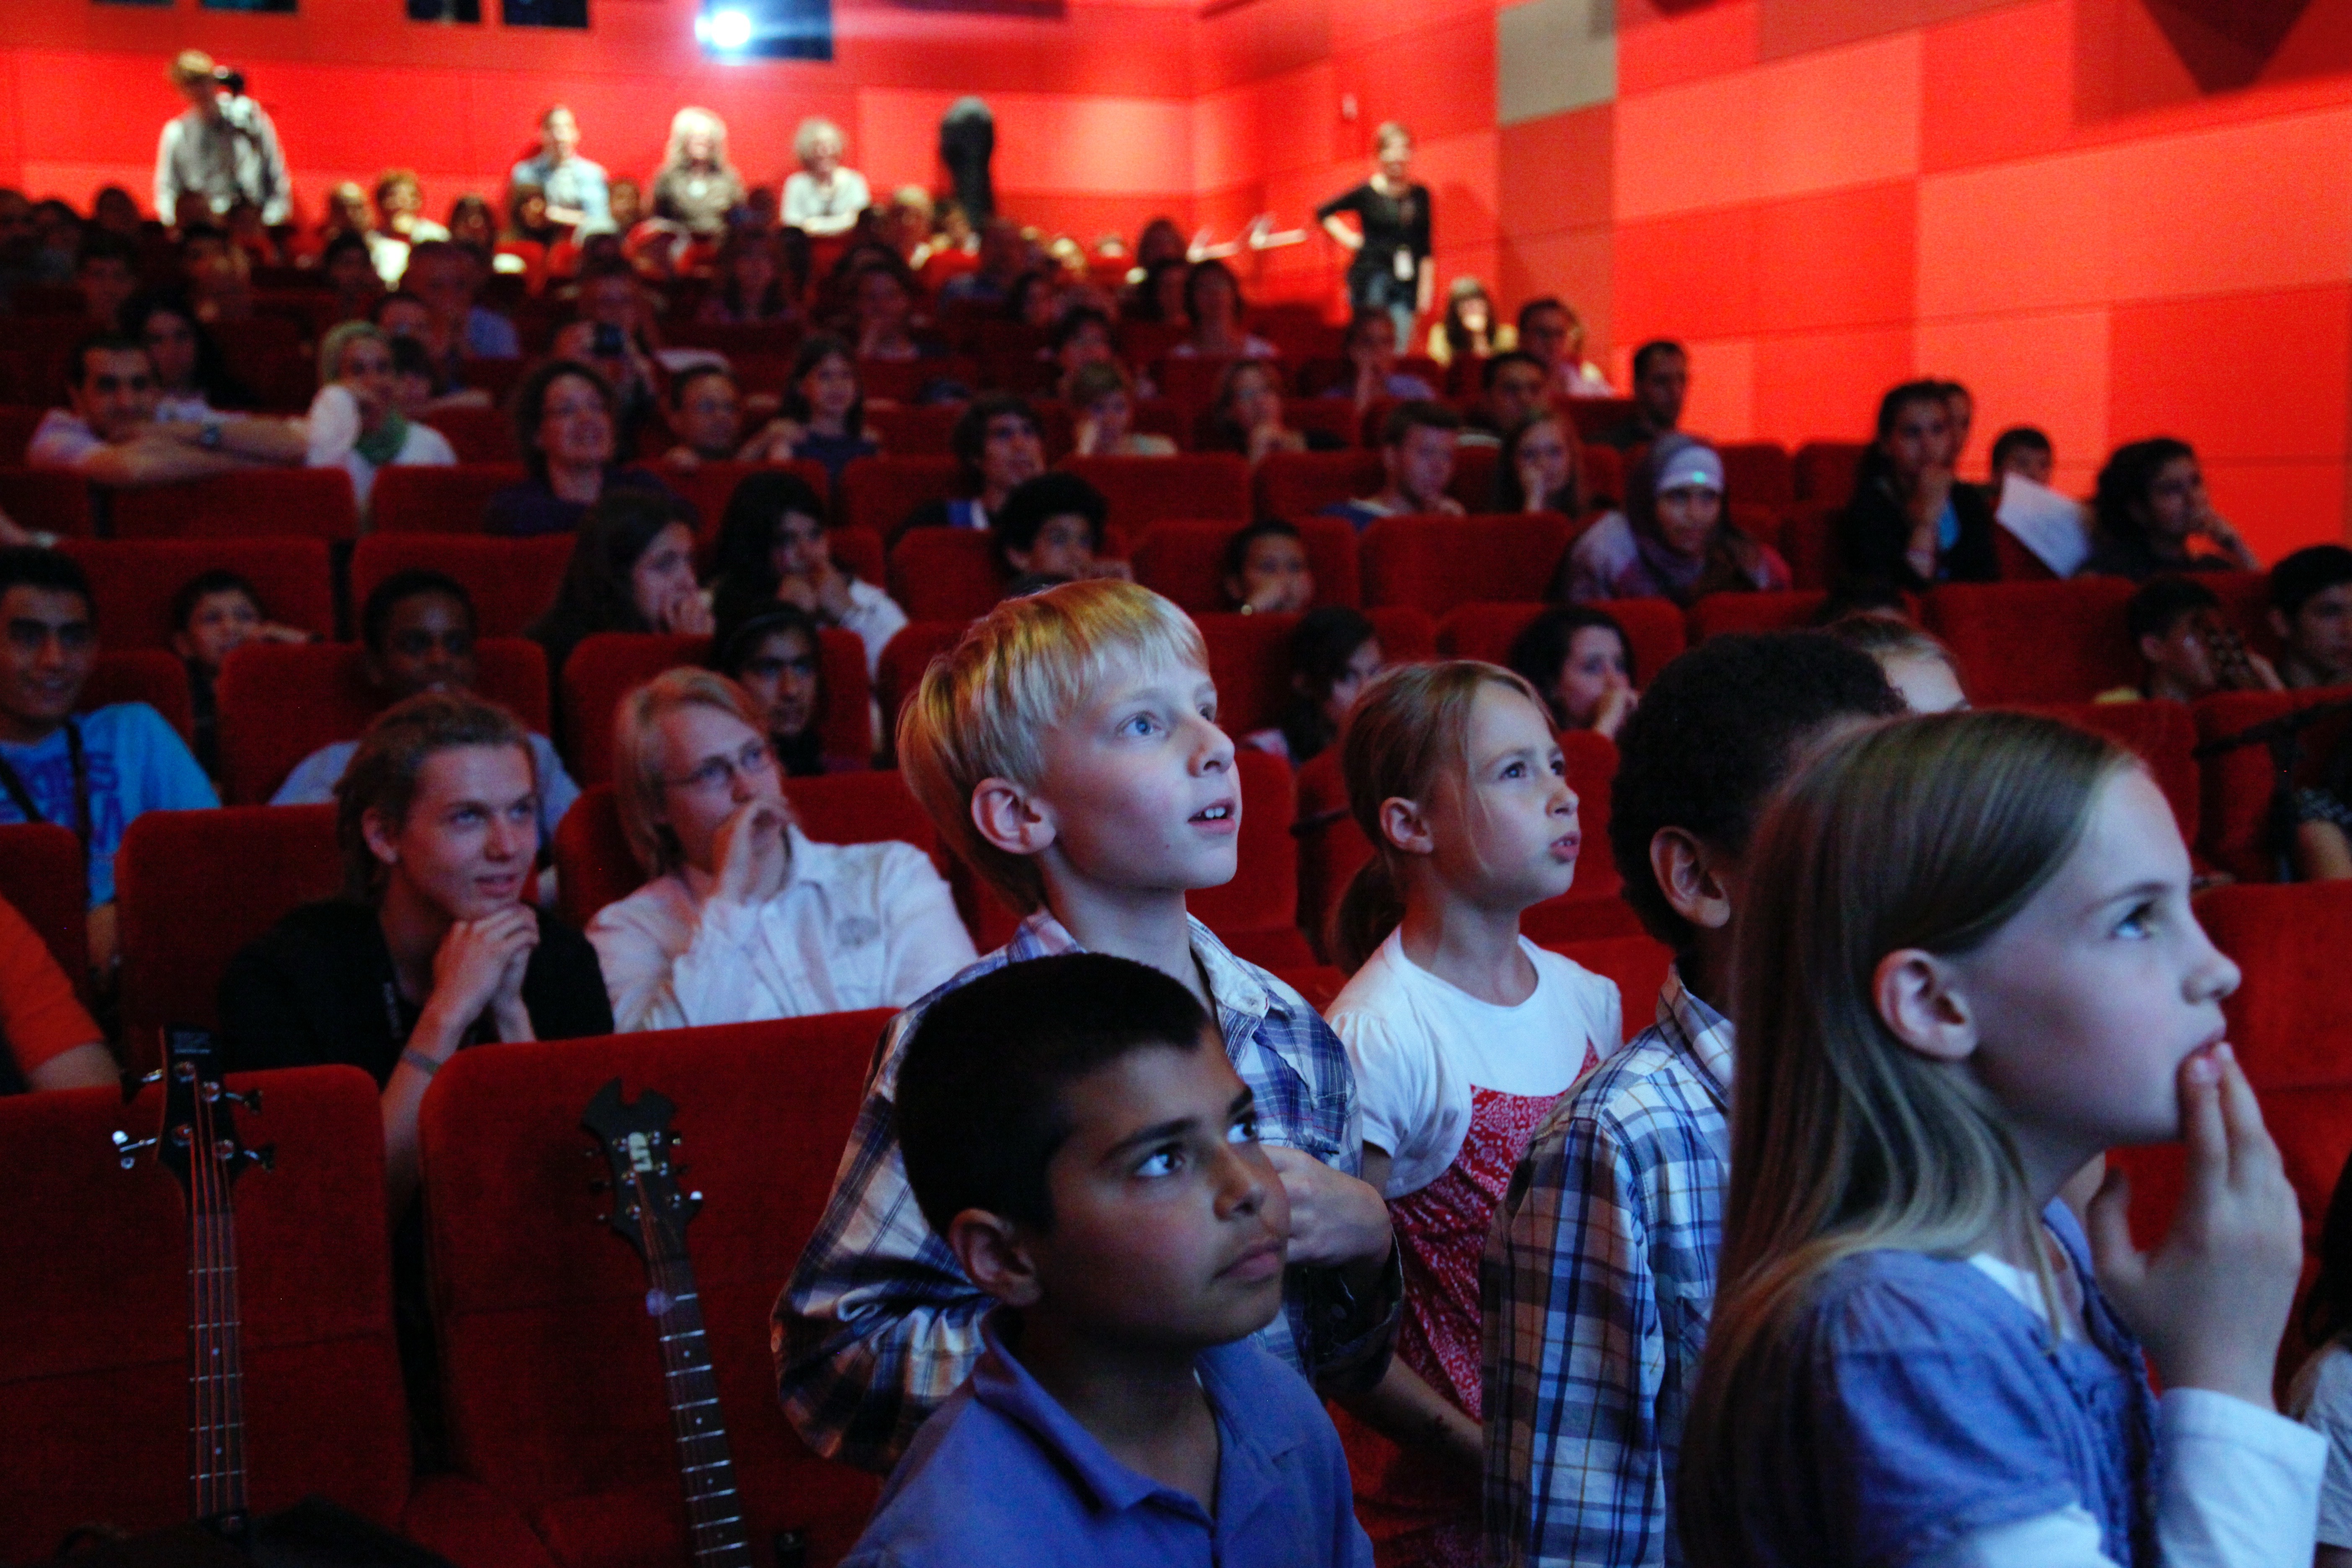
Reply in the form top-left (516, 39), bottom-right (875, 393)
top-left (141, 1070), bottom-right (164, 1085)
top-left (689, 1190), bottom-right (704, 1204)
top-left (593, 1213), bottom-right (611, 1225)
top-left (245, 1146), bottom-right (274, 1171)
top-left (222, 1088), bottom-right (262, 1113)
top-left (110, 1130), bottom-right (157, 1168)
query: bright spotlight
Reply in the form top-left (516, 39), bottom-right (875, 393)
top-left (707, 6), bottom-right (753, 48)
top-left (694, 0), bottom-right (833, 60)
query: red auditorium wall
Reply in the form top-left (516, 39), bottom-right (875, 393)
top-left (5, 0), bottom-right (2351, 549)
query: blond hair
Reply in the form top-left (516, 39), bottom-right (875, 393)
top-left (898, 580), bottom-right (1207, 915)
top-left (612, 668), bottom-right (770, 877)
top-left (793, 116), bottom-right (846, 167)
top-left (1331, 660), bottom-right (1549, 972)
top-left (168, 50), bottom-right (216, 88)
top-left (1677, 712), bottom-right (2135, 1565)
top-left (663, 106), bottom-right (735, 179)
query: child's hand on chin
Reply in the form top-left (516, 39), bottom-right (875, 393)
top-left (2087, 1043), bottom-right (2303, 1409)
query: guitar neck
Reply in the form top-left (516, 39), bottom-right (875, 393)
top-left (645, 1248), bottom-right (752, 1567)
top-left (186, 1091), bottom-right (248, 1531)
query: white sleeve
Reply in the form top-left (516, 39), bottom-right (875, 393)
top-left (842, 581), bottom-right (909, 681)
top-left (155, 120), bottom-right (181, 224)
top-left (2293, 1348), bottom-right (2352, 1546)
top-left (305, 384), bottom-right (360, 467)
top-left (405, 426), bottom-right (459, 467)
top-left (588, 895), bottom-right (771, 1033)
top-left (1329, 1006), bottom-right (1440, 1191)
top-left (873, 846), bottom-right (976, 1006)
top-left (1924, 1505), bottom-right (2114, 1568)
top-left (655, 897), bottom-right (781, 1029)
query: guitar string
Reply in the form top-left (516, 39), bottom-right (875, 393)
top-left (635, 1161), bottom-right (748, 1563)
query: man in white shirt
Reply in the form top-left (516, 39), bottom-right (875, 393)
top-left (154, 51), bottom-right (291, 229)
top-left (28, 335), bottom-right (303, 490)
top-left (589, 668), bottom-right (974, 1032)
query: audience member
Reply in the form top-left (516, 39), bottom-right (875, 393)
top-left (307, 322), bottom-right (457, 513)
top-left (711, 605), bottom-right (858, 776)
top-left (1221, 519), bottom-right (1315, 615)
top-left (1460, 350), bottom-right (1549, 448)
top-left (172, 567), bottom-right (311, 780)
top-left (898, 395), bottom-right (1046, 538)
top-left (555, 260), bottom-right (664, 440)
top-left (1169, 260), bottom-right (1277, 361)
top-left (992, 473), bottom-right (1127, 588)
top-left (607, 178), bottom-right (645, 233)
top-left (1563, 435), bottom-right (1787, 605)
top-left (1205, 360), bottom-right (1316, 463)
top-left (90, 184), bottom-right (142, 240)
top-left (371, 168), bottom-right (448, 280)
top-left (1938, 377), bottom-right (1975, 472)
top-left (485, 359), bottom-right (676, 537)
top-left (698, 230), bottom-right (798, 326)
top-left (1507, 605), bottom-right (1637, 739)
top-left (1989, 424), bottom-right (2053, 487)
top-left (505, 182), bottom-right (558, 248)
top-left (72, 231), bottom-right (139, 328)
top-left (756, 335), bottom-right (882, 479)
top-left (847, 953), bottom-right (1372, 1568)
top-left (446, 193), bottom-right (499, 253)
top-left (511, 105), bottom-right (610, 232)
top-left (2083, 436), bottom-right (2259, 580)
top-left (2098, 576), bottom-right (2280, 705)
top-left (1004, 270), bottom-right (1060, 333)
top-left (1050, 307), bottom-right (1118, 390)
top-left (1493, 411), bottom-right (1585, 517)
top-left (590, 668), bottom-right (970, 1032)
top-left (777, 581), bottom-right (1399, 1473)
top-left (1324, 401), bottom-right (1463, 529)
top-left (528, 487), bottom-right (713, 683)
top-left (1426, 276), bottom-right (1504, 367)
top-left (660, 365), bottom-right (745, 467)
top-left (155, 49), bottom-right (291, 227)
top-left (402, 240), bottom-right (521, 361)
top-left (1325, 663), bottom-right (1620, 1563)
top-left (0, 892), bottom-right (111, 1095)
top-left (1324, 308), bottom-right (1433, 410)
top-left (1516, 297), bottom-right (1612, 398)
top-left (1135, 257), bottom-right (1191, 326)
top-left (939, 219), bottom-right (1030, 310)
top-left (1068, 361), bottom-right (1176, 458)
top-left (783, 118), bottom-right (872, 238)
top-left (2270, 545), bottom-right (2352, 690)
top-left (650, 107), bottom-right (745, 237)
top-left (1485, 632), bottom-right (1900, 1566)
top-left (29, 334), bottom-right (297, 487)
top-left (1837, 379), bottom-right (1998, 593)
top-left (274, 571), bottom-right (579, 846)
top-left (124, 293), bottom-right (251, 417)
top-left (321, 231), bottom-right (384, 323)
top-left (1823, 611), bottom-right (1970, 713)
top-left (1594, 340), bottom-right (1688, 451)
top-left (1675, 711), bottom-right (2321, 1567)
top-left (709, 470), bottom-right (905, 679)
top-left (1247, 605), bottom-right (1383, 766)
top-left (1318, 123), bottom-right (1433, 348)
top-left (177, 223), bottom-right (256, 324)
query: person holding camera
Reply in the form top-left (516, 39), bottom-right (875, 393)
top-left (155, 50), bottom-right (291, 229)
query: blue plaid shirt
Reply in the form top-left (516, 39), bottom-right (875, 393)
top-left (773, 910), bottom-right (1383, 1473)
top-left (1481, 968), bottom-right (1732, 1568)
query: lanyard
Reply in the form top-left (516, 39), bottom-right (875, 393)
top-left (0, 718), bottom-right (90, 879)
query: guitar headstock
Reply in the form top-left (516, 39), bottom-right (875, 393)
top-left (114, 1027), bottom-right (273, 1194)
top-left (582, 1077), bottom-right (699, 1266)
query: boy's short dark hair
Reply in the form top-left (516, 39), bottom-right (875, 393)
top-left (1609, 632), bottom-right (1901, 953)
top-left (1220, 518), bottom-right (1301, 584)
top-left (1480, 350), bottom-right (1545, 391)
top-left (1380, 399), bottom-right (1461, 447)
top-left (1515, 296), bottom-right (1566, 335)
top-left (668, 363), bottom-right (736, 409)
top-left (2126, 575), bottom-right (2220, 646)
top-left (897, 954), bottom-right (1212, 1236)
top-left (2271, 545), bottom-right (2352, 618)
top-left (361, 569), bottom-right (475, 654)
top-left (1988, 425), bottom-right (2051, 473)
top-left (1630, 340), bottom-right (1685, 381)
top-left (952, 393), bottom-right (1040, 473)
top-left (0, 547), bottom-right (93, 616)
top-left (993, 472), bottom-right (1107, 561)
top-left (170, 568), bottom-right (263, 634)
top-left (69, 333), bottom-right (148, 388)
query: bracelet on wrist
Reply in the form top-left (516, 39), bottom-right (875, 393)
top-left (399, 1046), bottom-right (446, 1078)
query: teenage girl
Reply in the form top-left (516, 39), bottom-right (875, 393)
top-left (1678, 710), bottom-right (2321, 1568)
top-left (1326, 660), bottom-right (1622, 1568)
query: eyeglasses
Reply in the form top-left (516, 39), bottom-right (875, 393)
top-left (663, 738), bottom-right (775, 794)
top-left (740, 654), bottom-right (819, 682)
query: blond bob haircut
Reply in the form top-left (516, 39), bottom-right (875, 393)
top-left (793, 117), bottom-right (847, 167)
top-left (612, 667), bottom-right (770, 879)
top-left (898, 580), bottom-right (1207, 916)
top-left (337, 692), bottom-right (534, 903)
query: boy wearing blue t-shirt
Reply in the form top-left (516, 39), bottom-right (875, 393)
top-left (0, 548), bottom-right (215, 975)
top-left (845, 952), bottom-right (1370, 1568)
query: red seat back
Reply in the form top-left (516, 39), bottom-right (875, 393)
top-left (0, 822), bottom-right (90, 986)
top-left (417, 1021), bottom-right (885, 1560)
top-left (349, 532), bottom-right (575, 640)
top-left (558, 629), bottom-right (871, 788)
top-left (1253, 450), bottom-right (1382, 521)
top-left (664, 459), bottom-right (833, 544)
top-left (1687, 588), bottom-right (1831, 641)
top-left (1717, 442), bottom-right (1794, 508)
top-left (64, 537), bottom-right (336, 652)
top-left (0, 1065), bottom-right (412, 1559)
top-left (1060, 454), bottom-right (1251, 528)
top-left (2023, 700), bottom-right (2200, 848)
top-left (2193, 686), bottom-right (2352, 883)
top-left (1436, 598), bottom-right (1687, 688)
top-left (888, 526), bottom-right (1006, 622)
top-left (116, 805), bottom-right (344, 1069)
top-left (1778, 504), bottom-right (1840, 592)
top-left (1196, 606), bottom-right (1436, 737)
top-left (109, 468), bottom-right (360, 541)
top-left (858, 354), bottom-right (978, 403)
top-left (217, 639), bottom-right (551, 806)
top-left (876, 621), bottom-right (962, 749)
top-left (370, 463), bottom-right (528, 534)
top-left (426, 405), bottom-right (522, 464)
top-left (863, 403), bottom-right (960, 456)
top-left (0, 404), bottom-right (46, 462)
top-left (1130, 516), bottom-right (1362, 613)
top-left (85, 648), bottom-right (196, 742)
top-left (1360, 514), bottom-right (1571, 616)
top-left (1926, 578), bottom-right (2141, 704)
top-left (1560, 398), bottom-right (1638, 440)
top-left (1793, 441), bottom-right (1869, 507)
top-left (0, 466), bottom-right (94, 537)
top-left (841, 453), bottom-right (964, 539)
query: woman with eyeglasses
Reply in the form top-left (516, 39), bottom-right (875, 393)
top-left (588, 668), bottom-right (974, 1033)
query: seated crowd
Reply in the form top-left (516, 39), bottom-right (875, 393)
top-left (8, 150), bottom-right (2352, 1568)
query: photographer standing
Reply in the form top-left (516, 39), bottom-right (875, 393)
top-left (155, 50), bottom-right (291, 229)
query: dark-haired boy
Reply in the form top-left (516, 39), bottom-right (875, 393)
top-left (895, 395), bottom-right (1045, 542)
top-left (1483, 632), bottom-right (1900, 1567)
top-left (2269, 544), bottom-right (2352, 691)
top-left (845, 952), bottom-right (1370, 1568)
top-left (170, 567), bottom-right (312, 780)
top-left (990, 472), bottom-right (1129, 587)
top-left (2098, 576), bottom-right (2280, 704)
top-left (1322, 400), bottom-right (1463, 530)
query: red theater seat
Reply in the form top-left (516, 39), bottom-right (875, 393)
top-left (2193, 686), bottom-right (2352, 885)
top-left (1778, 505), bottom-right (1841, 592)
top-left (1926, 578), bottom-right (2140, 704)
top-left (1717, 442), bottom-right (1795, 509)
top-left (2025, 700), bottom-right (2200, 847)
top-left (64, 537), bottom-right (336, 652)
top-left (418, 1019), bottom-right (889, 1568)
top-left (560, 629), bottom-right (871, 788)
top-left (1541, 934), bottom-right (1675, 1042)
top-left (1687, 589), bottom-right (1832, 641)
top-left (1130, 516), bottom-right (1362, 612)
top-left (371, 463), bottom-right (529, 534)
top-left (0, 823), bottom-right (89, 987)
top-left (1560, 399), bottom-right (1638, 441)
top-left (1437, 598), bottom-right (1687, 687)
top-left (842, 454), bottom-right (964, 540)
top-left (0, 404), bottom-right (45, 462)
top-left (876, 622), bottom-right (963, 744)
top-left (862, 403), bottom-right (959, 456)
top-left (1197, 607), bottom-right (1436, 737)
top-left (859, 355), bottom-right (978, 403)
top-left (1157, 355), bottom-right (1274, 410)
top-left (1581, 444), bottom-right (1624, 508)
top-left (428, 405), bottom-right (524, 464)
top-left (1360, 515), bottom-right (1571, 616)
top-left (664, 460), bottom-right (833, 543)
top-left (86, 648), bottom-right (196, 742)
top-left (0, 466), bottom-right (93, 536)
top-left (115, 805), bottom-right (343, 1072)
top-left (1793, 441), bottom-right (1869, 508)
top-left (109, 468), bottom-right (360, 541)
top-left (350, 532), bottom-right (575, 639)
top-left (217, 639), bottom-right (551, 806)
top-left (1061, 453), bottom-right (1250, 527)
top-left (888, 526), bottom-right (1006, 622)
top-left (1254, 450), bottom-right (1381, 521)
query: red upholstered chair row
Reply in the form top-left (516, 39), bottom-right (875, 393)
top-left (844, 452), bottom-right (1254, 543)
top-left (0, 465), bottom-right (94, 537)
top-left (63, 536), bottom-right (337, 652)
top-left (351, 531), bottom-right (577, 639)
top-left (2192, 685), bottom-right (2352, 885)
top-left (1130, 516), bottom-right (1363, 613)
top-left (216, 638), bottom-right (552, 806)
top-left (0, 822), bottom-right (90, 990)
top-left (110, 467), bottom-right (360, 541)
top-left (1793, 441), bottom-right (1870, 507)
top-left (1436, 598), bottom-right (1690, 687)
top-left (1196, 606), bottom-right (1437, 738)
top-left (1248, 446), bottom-right (1502, 523)
top-left (371, 462), bottom-right (526, 534)
top-left (418, 1018), bottom-right (886, 1568)
top-left (0, 1065), bottom-right (547, 1566)
top-left (84, 648), bottom-right (198, 742)
top-left (1359, 514), bottom-right (1573, 617)
top-left (558, 628), bottom-right (873, 789)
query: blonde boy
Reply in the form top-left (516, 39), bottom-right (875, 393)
top-left (774, 580), bottom-right (1398, 1472)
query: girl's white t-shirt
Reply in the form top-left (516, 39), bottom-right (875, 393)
top-left (1330, 928), bottom-right (1621, 1199)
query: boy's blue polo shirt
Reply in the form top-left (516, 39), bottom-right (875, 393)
top-left (841, 1312), bottom-right (1372, 1568)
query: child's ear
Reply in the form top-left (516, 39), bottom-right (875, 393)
top-left (1651, 827), bottom-right (1733, 932)
top-left (1873, 948), bottom-right (1977, 1063)
top-left (1378, 794), bottom-right (1435, 857)
top-left (360, 806), bottom-right (402, 870)
top-left (2269, 607), bottom-right (2293, 647)
top-left (944, 1208), bottom-right (1044, 1308)
top-left (2137, 632), bottom-right (2168, 668)
top-left (971, 776), bottom-right (1056, 858)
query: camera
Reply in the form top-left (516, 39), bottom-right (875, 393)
top-left (213, 64), bottom-right (247, 96)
